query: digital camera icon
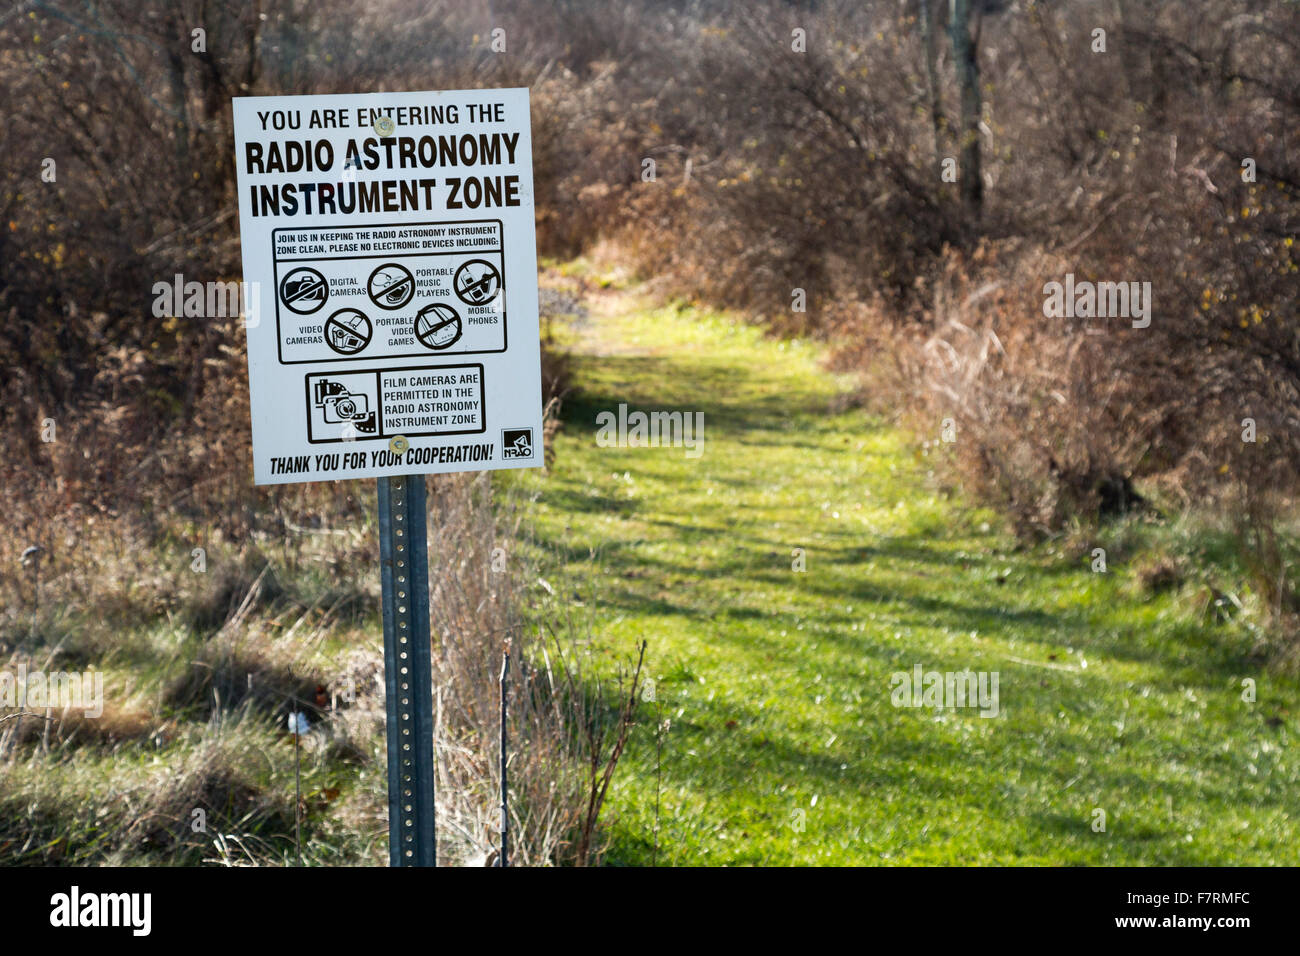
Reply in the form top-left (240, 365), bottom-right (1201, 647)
top-left (279, 267), bottom-right (328, 315)
top-left (313, 379), bottom-right (377, 433)
top-left (284, 275), bottom-right (321, 301)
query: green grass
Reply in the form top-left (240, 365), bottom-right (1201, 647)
top-left (5, 269), bottom-right (1295, 867)
top-left (0, 517), bottom-right (390, 866)
top-left (510, 279), bottom-right (1300, 865)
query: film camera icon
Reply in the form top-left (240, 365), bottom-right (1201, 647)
top-left (313, 379), bottom-right (378, 435)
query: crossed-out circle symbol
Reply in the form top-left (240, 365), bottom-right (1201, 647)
top-left (279, 267), bottom-right (328, 315)
top-left (323, 308), bottom-right (372, 355)
top-left (453, 259), bottom-right (501, 306)
top-left (414, 303), bottom-right (462, 350)
top-left (368, 263), bottom-right (415, 310)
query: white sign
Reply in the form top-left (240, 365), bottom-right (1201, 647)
top-left (232, 88), bottom-right (543, 485)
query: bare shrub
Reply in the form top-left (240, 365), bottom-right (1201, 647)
top-left (421, 472), bottom-right (645, 865)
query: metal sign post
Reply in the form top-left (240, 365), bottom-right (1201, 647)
top-left (377, 474), bottom-right (436, 866)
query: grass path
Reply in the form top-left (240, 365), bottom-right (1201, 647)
top-left (512, 274), bottom-right (1300, 866)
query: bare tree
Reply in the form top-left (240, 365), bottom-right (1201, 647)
top-left (947, 0), bottom-right (983, 218)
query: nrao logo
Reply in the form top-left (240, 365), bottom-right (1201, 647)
top-left (501, 427), bottom-right (533, 459)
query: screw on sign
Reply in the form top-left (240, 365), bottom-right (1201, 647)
top-left (415, 302), bottom-right (462, 350)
